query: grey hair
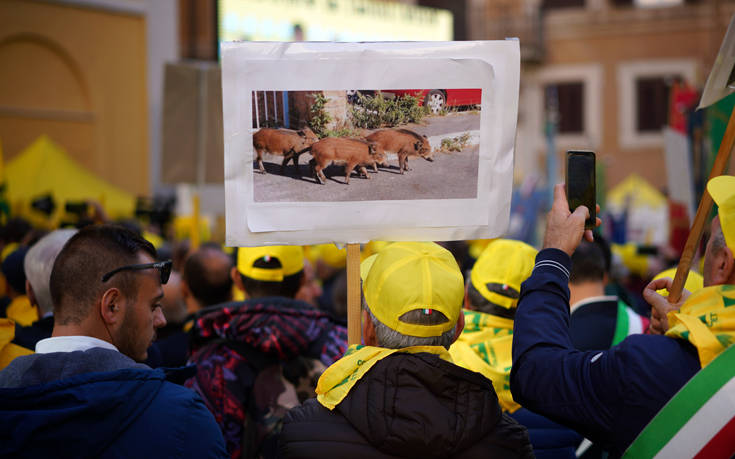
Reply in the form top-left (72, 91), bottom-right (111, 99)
top-left (711, 222), bottom-right (728, 254)
top-left (24, 229), bottom-right (77, 316)
top-left (363, 295), bottom-right (457, 349)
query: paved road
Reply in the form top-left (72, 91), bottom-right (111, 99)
top-left (403, 111), bottom-right (480, 138)
top-left (253, 144), bottom-right (479, 202)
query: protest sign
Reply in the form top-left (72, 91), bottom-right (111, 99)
top-left (222, 40), bottom-right (520, 246)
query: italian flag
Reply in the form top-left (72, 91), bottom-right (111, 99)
top-left (623, 344), bottom-right (735, 458)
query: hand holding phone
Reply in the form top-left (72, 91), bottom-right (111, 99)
top-left (565, 151), bottom-right (596, 229)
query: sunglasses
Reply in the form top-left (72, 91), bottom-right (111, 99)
top-left (101, 260), bottom-right (172, 285)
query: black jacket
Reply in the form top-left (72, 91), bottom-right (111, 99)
top-left (279, 352), bottom-right (533, 458)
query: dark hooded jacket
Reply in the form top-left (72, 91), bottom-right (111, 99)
top-left (185, 297), bottom-right (348, 459)
top-left (0, 347), bottom-right (227, 459)
top-left (279, 352), bottom-right (534, 459)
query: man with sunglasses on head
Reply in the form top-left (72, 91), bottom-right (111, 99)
top-left (0, 224), bottom-right (227, 458)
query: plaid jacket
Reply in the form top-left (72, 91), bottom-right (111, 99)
top-left (185, 297), bottom-right (347, 459)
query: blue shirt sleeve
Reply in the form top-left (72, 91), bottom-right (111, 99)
top-left (510, 249), bottom-right (626, 444)
top-left (510, 249), bottom-right (702, 453)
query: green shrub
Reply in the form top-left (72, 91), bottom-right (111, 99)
top-left (308, 93), bottom-right (332, 138)
top-left (350, 92), bottom-right (429, 129)
top-left (440, 132), bottom-right (472, 152)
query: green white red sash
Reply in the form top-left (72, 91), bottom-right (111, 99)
top-left (623, 343), bottom-right (735, 458)
top-left (612, 299), bottom-right (646, 346)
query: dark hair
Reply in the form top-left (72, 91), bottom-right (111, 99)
top-left (0, 218), bottom-right (32, 245)
top-left (466, 282), bottom-right (516, 319)
top-left (570, 240), bottom-right (607, 284)
top-left (241, 271), bottom-right (303, 299)
top-left (49, 224), bottom-right (156, 324)
top-left (592, 232), bottom-right (611, 274)
top-left (183, 247), bottom-right (233, 306)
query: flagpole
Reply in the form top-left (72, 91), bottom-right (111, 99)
top-left (669, 105), bottom-right (735, 302)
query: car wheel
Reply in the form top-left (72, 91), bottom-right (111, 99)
top-left (425, 90), bottom-right (445, 114)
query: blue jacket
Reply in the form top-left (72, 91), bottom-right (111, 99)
top-left (509, 407), bottom-right (582, 459)
top-left (0, 347), bottom-right (228, 459)
top-left (510, 249), bottom-right (701, 457)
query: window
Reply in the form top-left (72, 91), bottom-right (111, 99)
top-left (545, 82), bottom-right (584, 134)
top-left (617, 59), bottom-right (696, 149)
top-left (635, 77), bottom-right (673, 132)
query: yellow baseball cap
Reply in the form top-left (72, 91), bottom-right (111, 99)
top-left (362, 241), bottom-right (464, 338)
top-left (653, 267), bottom-right (704, 297)
top-left (708, 175), bottom-right (735, 251)
top-left (306, 244), bottom-right (347, 269)
top-left (360, 240), bottom-right (391, 261)
top-left (360, 254), bottom-right (378, 282)
top-left (237, 245), bottom-right (304, 282)
top-left (611, 243), bottom-right (649, 278)
top-left (468, 239), bottom-right (495, 260)
top-left (470, 239), bottom-right (538, 309)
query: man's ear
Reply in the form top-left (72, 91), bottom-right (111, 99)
top-left (361, 308), bottom-right (375, 346)
top-left (721, 246), bottom-right (735, 285)
top-left (231, 267), bottom-right (247, 296)
top-left (26, 280), bottom-right (37, 307)
top-left (99, 288), bottom-right (124, 325)
top-left (451, 310), bottom-right (465, 344)
top-left (181, 280), bottom-right (191, 299)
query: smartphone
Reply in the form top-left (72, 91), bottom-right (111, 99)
top-left (565, 151), bottom-right (596, 229)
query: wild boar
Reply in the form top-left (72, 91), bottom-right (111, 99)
top-left (365, 128), bottom-right (433, 174)
top-left (252, 127), bottom-right (319, 174)
top-left (308, 137), bottom-right (387, 185)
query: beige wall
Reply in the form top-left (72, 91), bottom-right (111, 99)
top-left (0, 0), bottom-right (149, 195)
top-left (489, 1), bottom-right (735, 192)
top-left (542, 5), bottom-right (728, 190)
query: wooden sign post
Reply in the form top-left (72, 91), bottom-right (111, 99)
top-left (346, 243), bottom-right (361, 345)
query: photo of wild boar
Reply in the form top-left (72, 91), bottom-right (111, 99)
top-left (250, 89), bottom-right (481, 202)
top-left (307, 138), bottom-right (388, 184)
top-left (252, 127), bottom-right (319, 174)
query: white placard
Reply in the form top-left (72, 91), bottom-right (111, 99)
top-left (223, 41), bottom-right (520, 246)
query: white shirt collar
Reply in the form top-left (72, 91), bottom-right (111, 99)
top-left (35, 336), bottom-right (119, 354)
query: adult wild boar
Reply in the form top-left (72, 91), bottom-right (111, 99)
top-left (252, 127), bottom-right (319, 174)
top-left (308, 138), bottom-right (387, 185)
top-left (365, 128), bottom-right (433, 174)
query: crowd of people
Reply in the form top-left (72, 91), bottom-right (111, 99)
top-left (0, 174), bottom-right (733, 458)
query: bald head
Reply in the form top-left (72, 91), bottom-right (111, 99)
top-left (183, 247), bottom-right (233, 309)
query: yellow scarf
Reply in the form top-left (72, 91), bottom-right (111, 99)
top-left (666, 285), bottom-right (735, 367)
top-left (448, 309), bottom-right (519, 413)
top-left (0, 318), bottom-right (32, 369)
top-left (316, 344), bottom-right (453, 410)
top-left (6, 295), bottom-right (38, 327)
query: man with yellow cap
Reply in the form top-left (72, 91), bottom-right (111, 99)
top-left (279, 241), bottom-right (533, 458)
top-left (511, 178), bottom-right (735, 458)
top-left (185, 245), bottom-right (347, 459)
top-left (450, 239), bottom-right (584, 458)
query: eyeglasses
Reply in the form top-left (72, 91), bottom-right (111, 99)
top-left (101, 260), bottom-right (172, 285)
